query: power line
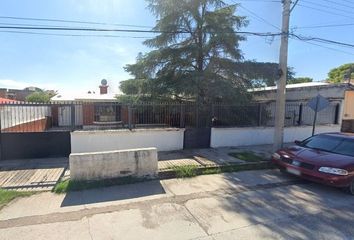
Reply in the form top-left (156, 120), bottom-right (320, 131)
top-left (301, 0), bottom-right (354, 15)
top-left (319, 0), bottom-right (354, 9)
top-left (0, 30), bottom-right (281, 39)
top-left (237, 4), bottom-right (280, 30)
top-left (0, 25), bottom-right (282, 36)
top-left (290, 34), bottom-right (354, 49)
top-left (297, 3), bottom-right (354, 20)
top-left (1, 24), bottom-right (353, 50)
top-left (338, 0), bottom-right (354, 5)
top-left (0, 22), bottom-right (79, 28)
top-left (296, 22), bottom-right (354, 29)
top-left (0, 16), bottom-right (153, 28)
top-left (0, 30), bottom-right (152, 38)
top-left (292, 37), bottom-right (354, 56)
top-left (290, 0), bottom-right (300, 12)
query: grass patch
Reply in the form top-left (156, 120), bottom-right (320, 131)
top-left (171, 165), bottom-right (198, 178)
top-left (201, 167), bottom-right (222, 175)
top-left (0, 189), bottom-right (34, 209)
top-left (229, 151), bottom-right (265, 162)
top-left (201, 162), bottom-right (275, 176)
top-left (220, 162), bottom-right (274, 172)
top-left (163, 161), bottom-right (275, 179)
top-left (53, 176), bottom-right (148, 194)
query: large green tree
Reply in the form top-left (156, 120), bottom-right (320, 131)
top-left (287, 77), bottom-right (313, 85)
top-left (327, 63), bottom-right (354, 83)
top-left (124, 0), bottom-right (250, 104)
top-left (232, 61), bottom-right (295, 87)
top-left (120, 60), bottom-right (296, 100)
top-left (26, 90), bottom-right (56, 103)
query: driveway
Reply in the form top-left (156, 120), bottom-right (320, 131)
top-left (1, 169), bottom-right (354, 239)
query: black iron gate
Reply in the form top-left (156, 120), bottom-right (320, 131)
top-left (183, 104), bottom-right (212, 149)
top-left (183, 128), bottom-right (211, 149)
top-left (0, 131), bottom-right (71, 160)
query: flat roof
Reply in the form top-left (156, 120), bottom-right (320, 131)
top-left (51, 93), bottom-right (117, 102)
top-left (249, 82), bottom-right (330, 92)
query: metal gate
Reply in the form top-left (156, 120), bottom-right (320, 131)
top-left (183, 127), bottom-right (211, 149)
top-left (0, 131), bottom-right (71, 160)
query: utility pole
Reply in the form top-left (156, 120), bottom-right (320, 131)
top-left (273, 0), bottom-right (291, 151)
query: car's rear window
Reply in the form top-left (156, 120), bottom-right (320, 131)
top-left (301, 135), bottom-right (354, 157)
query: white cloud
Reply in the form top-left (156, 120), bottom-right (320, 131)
top-left (0, 79), bottom-right (59, 90)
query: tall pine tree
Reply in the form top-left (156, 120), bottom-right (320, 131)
top-left (124, 0), bottom-right (250, 104)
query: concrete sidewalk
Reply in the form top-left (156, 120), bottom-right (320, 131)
top-left (2, 169), bottom-right (354, 239)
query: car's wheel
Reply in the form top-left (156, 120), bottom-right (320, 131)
top-left (348, 180), bottom-right (354, 196)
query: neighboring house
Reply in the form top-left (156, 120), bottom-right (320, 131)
top-left (0, 87), bottom-right (35, 101)
top-left (0, 87), bottom-right (55, 101)
top-left (249, 82), bottom-right (354, 131)
top-left (0, 97), bottom-right (16, 104)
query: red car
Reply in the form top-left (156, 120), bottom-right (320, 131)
top-left (272, 132), bottom-right (354, 195)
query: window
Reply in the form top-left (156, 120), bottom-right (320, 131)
top-left (332, 140), bottom-right (354, 157)
top-left (302, 135), bottom-right (354, 157)
top-left (94, 104), bottom-right (120, 122)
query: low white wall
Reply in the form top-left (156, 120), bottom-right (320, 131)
top-left (210, 125), bottom-right (341, 148)
top-left (70, 148), bottom-right (158, 181)
top-left (71, 128), bottom-right (185, 153)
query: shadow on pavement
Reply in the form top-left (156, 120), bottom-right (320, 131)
top-left (213, 171), bottom-right (354, 239)
top-left (60, 180), bottom-right (166, 207)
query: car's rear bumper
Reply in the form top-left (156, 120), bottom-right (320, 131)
top-left (272, 158), bottom-right (352, 188)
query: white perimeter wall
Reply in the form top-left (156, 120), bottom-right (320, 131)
top-left (71, 128), bottom-right (185, 153)
top-left (70, 148), bottom-right (158, 181)
top-left (210, 125), bottom-right (341, 148)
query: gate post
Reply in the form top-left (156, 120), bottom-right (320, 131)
top-left (334, 103), bottom-right (340, 124)
top-left (297, 103), bottom-right (303, 125)
top-left (71, 103), bottom-right (76, 131)
top-left (179, 104), bottom-right (185, 128)
top-left (128, 105), bottom-right (132, 130)
top-left (258, 103), bottom-right (262, 126)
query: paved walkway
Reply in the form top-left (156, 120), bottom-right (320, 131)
top-left (1, 169), bottom-right (353, 240)
top-left (0, 158), bottom-right (68, 191)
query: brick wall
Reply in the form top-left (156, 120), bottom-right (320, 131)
top-left (3, 117), bottom-right (50, 132)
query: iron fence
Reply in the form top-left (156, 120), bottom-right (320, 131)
top-left (212, 101), bottom-right (341, 127)
top-left (0, 100), bottom-right (341, 133)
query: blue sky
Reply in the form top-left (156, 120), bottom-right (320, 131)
top-left (0, 0), bottom-right (353, 95)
